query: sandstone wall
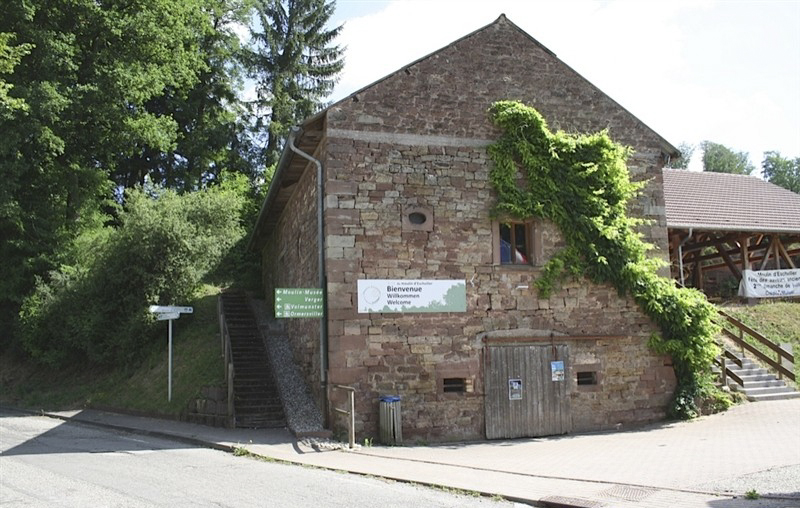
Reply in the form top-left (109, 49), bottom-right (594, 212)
top-left (264, 16), bottom-right (676, 441)
top-left (261, 159), bottom-right (324, 405)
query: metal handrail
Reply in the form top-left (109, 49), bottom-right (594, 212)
top-left (218, 296), bottom-right (235, 427)
top-left (331, 385), bottom-right (355, 449)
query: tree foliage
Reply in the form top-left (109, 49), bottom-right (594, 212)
top-left (488, 100), bottom-right (721, 419)
top-left (244, 0), bottom-right (344, 167)
top-left (1, 0), bottom-right (344, 361)
top-left (762, 151), bottom-right (800, 193)
top-left (664, 142), bottom-right (694, 169)
top-left (0, 0), bottom-right (259, 342)
top-left (18, 179), bottom-right (248, 367)
top-left (111, 0), bottom-right (257, 192)
top-left (0, 31), bottom-right (31, 116)
top-left (701, 140), bottom-right (755, 175)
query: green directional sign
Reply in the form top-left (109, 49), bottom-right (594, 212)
top-left (275, 288), bottom-right (324, 318)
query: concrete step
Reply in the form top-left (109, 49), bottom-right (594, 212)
top-left (741, 385), bottom-right (796, 395)
top-left (718, 351), bottom-right (798, 403)
top-left (739, 379), bottom-right (790, 388)
top-left (221, 291), bottom-right (286, 430)
top-left (748, 391), bottom-right (800, 401)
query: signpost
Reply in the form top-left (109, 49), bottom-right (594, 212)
top-left (274, 288), bottom-right (324, 318)
top-left (148, 305), bottom-right (193, 401)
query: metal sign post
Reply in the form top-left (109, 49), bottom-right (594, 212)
top-left (148, 305), bottom-right (193, 401)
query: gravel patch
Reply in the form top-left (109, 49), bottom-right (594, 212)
top-left (299, 437), bottom-right (361, 452)
top-left (691, 464), bottom-right (800, 500)
top-left (248, 298), bottom-right (327, 436)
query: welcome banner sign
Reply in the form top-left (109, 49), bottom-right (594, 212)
top-left (357, 279), bottom-right (467, 313)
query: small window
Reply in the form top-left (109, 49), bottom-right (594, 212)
top-left (500, 222), bottom-right (530, 265)
top-left (443, 378), bottom-right (467, 393)
top-left (402, 206), bottom-right (434, 232)
top-left (577, 371), bottom-right (597, 386)
top-left (408, 212), bottom-right (427, 225)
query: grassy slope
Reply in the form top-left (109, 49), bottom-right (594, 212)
top-left (0, 285), bottom-right (224, 416)
top-left (719, 301), bottom-right (799, 388)
top-left (720, 301), bottom-right (799, 349)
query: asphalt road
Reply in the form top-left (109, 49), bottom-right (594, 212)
top-left (0, 410), bottom-right (515, 507)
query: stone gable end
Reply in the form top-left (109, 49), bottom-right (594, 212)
top-left (260, 15), bottom-right (676, 442)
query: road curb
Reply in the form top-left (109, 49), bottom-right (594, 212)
top-left (4, 406), bottom-right (236, 454)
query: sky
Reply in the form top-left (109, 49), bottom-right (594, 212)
top-left (323, 0), bottom-right (800, 173)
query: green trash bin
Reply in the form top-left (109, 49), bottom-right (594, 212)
top-left (379, 395), bottom-right (402, 445)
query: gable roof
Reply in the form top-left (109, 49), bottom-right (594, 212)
top-left (250, 15), bottom-right (682, 249)
top-left (662, 169), bottom-right (800, 234)
top-left (325, 14), bottom-right (680, 157)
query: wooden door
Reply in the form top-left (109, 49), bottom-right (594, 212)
top-left (484, 344), bottom-right (570, 439)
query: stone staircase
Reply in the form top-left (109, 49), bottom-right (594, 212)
top-left (720, 353), bottom-right (800, 401)
top-left (220, 292), bottom-right (286, 428)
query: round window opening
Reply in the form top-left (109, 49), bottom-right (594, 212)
top-left (408, 212), bottom-right (427, 225)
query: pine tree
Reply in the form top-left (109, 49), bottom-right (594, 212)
top-left (244, 0), bottom-right (344, 168)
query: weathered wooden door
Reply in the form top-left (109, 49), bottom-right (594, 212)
top-left (484, 344), bottom-right (571, 439)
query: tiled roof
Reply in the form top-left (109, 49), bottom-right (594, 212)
top-left (662, 169), bottom-right (800, 233)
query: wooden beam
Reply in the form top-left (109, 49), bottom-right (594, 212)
top-left (679, 233), bottom-right (741, 253)
top-left (777, 238), bottom-right (797, 269)
top-left (696, 247), bottom-right (800, 272)
top-left (689, 242), bottom-right (770, 264)
top-left (759, 236), bottom-right (774, 270)
top-left (715, 243), bottom-right (742, 279)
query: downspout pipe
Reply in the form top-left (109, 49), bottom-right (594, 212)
top-left (287, 127), bottom-right (329, 398)
top-left (678, 228), bottom-right (693, 287)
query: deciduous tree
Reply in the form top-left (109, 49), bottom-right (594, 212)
top-left (665, 142), bottom-right (694, 169)
top-left (701, 141), bottom-right (755, 175)
top-left (762, 151), bottom-right (800, 193)
top-left (0, 0), bottom-right (209, 337)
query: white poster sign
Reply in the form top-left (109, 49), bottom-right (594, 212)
top-left (739, 269), bottom-right (800, 298)
top-left (357, 279), bottom-right (467, 313)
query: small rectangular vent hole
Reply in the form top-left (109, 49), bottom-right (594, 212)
top-left (577, 371), bottom-right (598, 386)
top-left (443, 378), bottom-right (467, 393)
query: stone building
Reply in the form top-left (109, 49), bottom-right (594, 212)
top-left (250, 15), bottom-right (680, 442)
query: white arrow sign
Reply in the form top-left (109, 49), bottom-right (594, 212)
top-left (149, 305), bottom-right (193, 314)
top-left (156, 312), bottom-right (180, 321)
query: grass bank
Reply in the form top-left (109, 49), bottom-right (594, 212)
top-left (719, 300), bottom-right (799, 389)
top-left (0, 285), bottom-right (224, 417)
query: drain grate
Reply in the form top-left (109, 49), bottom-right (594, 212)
top-left (538, 495), bottom-right (605, 508)
top-left (600, 485), bottom-right (658, 502)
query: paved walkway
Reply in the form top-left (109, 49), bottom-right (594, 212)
top-left (9, 399), bottom-right (800, 508)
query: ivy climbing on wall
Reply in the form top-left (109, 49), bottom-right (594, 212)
top-left (487, 100), bottom-right (724, 419)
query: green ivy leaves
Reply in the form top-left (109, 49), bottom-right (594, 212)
top-left (488, 100), bottom-right (721, 419)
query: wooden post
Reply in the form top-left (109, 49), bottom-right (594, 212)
top-left (721, 355), bottom-right (728, 387)
top-left (740, 235), bottom-right (750, 271)
top-left (740, 328), bottom-right (745, 355)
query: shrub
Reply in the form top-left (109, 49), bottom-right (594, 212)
top-left (19, 178), bottom-right (247, 367)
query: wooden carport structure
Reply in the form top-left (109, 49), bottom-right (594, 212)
top-left (662, 169), bottom-right (800, 292)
